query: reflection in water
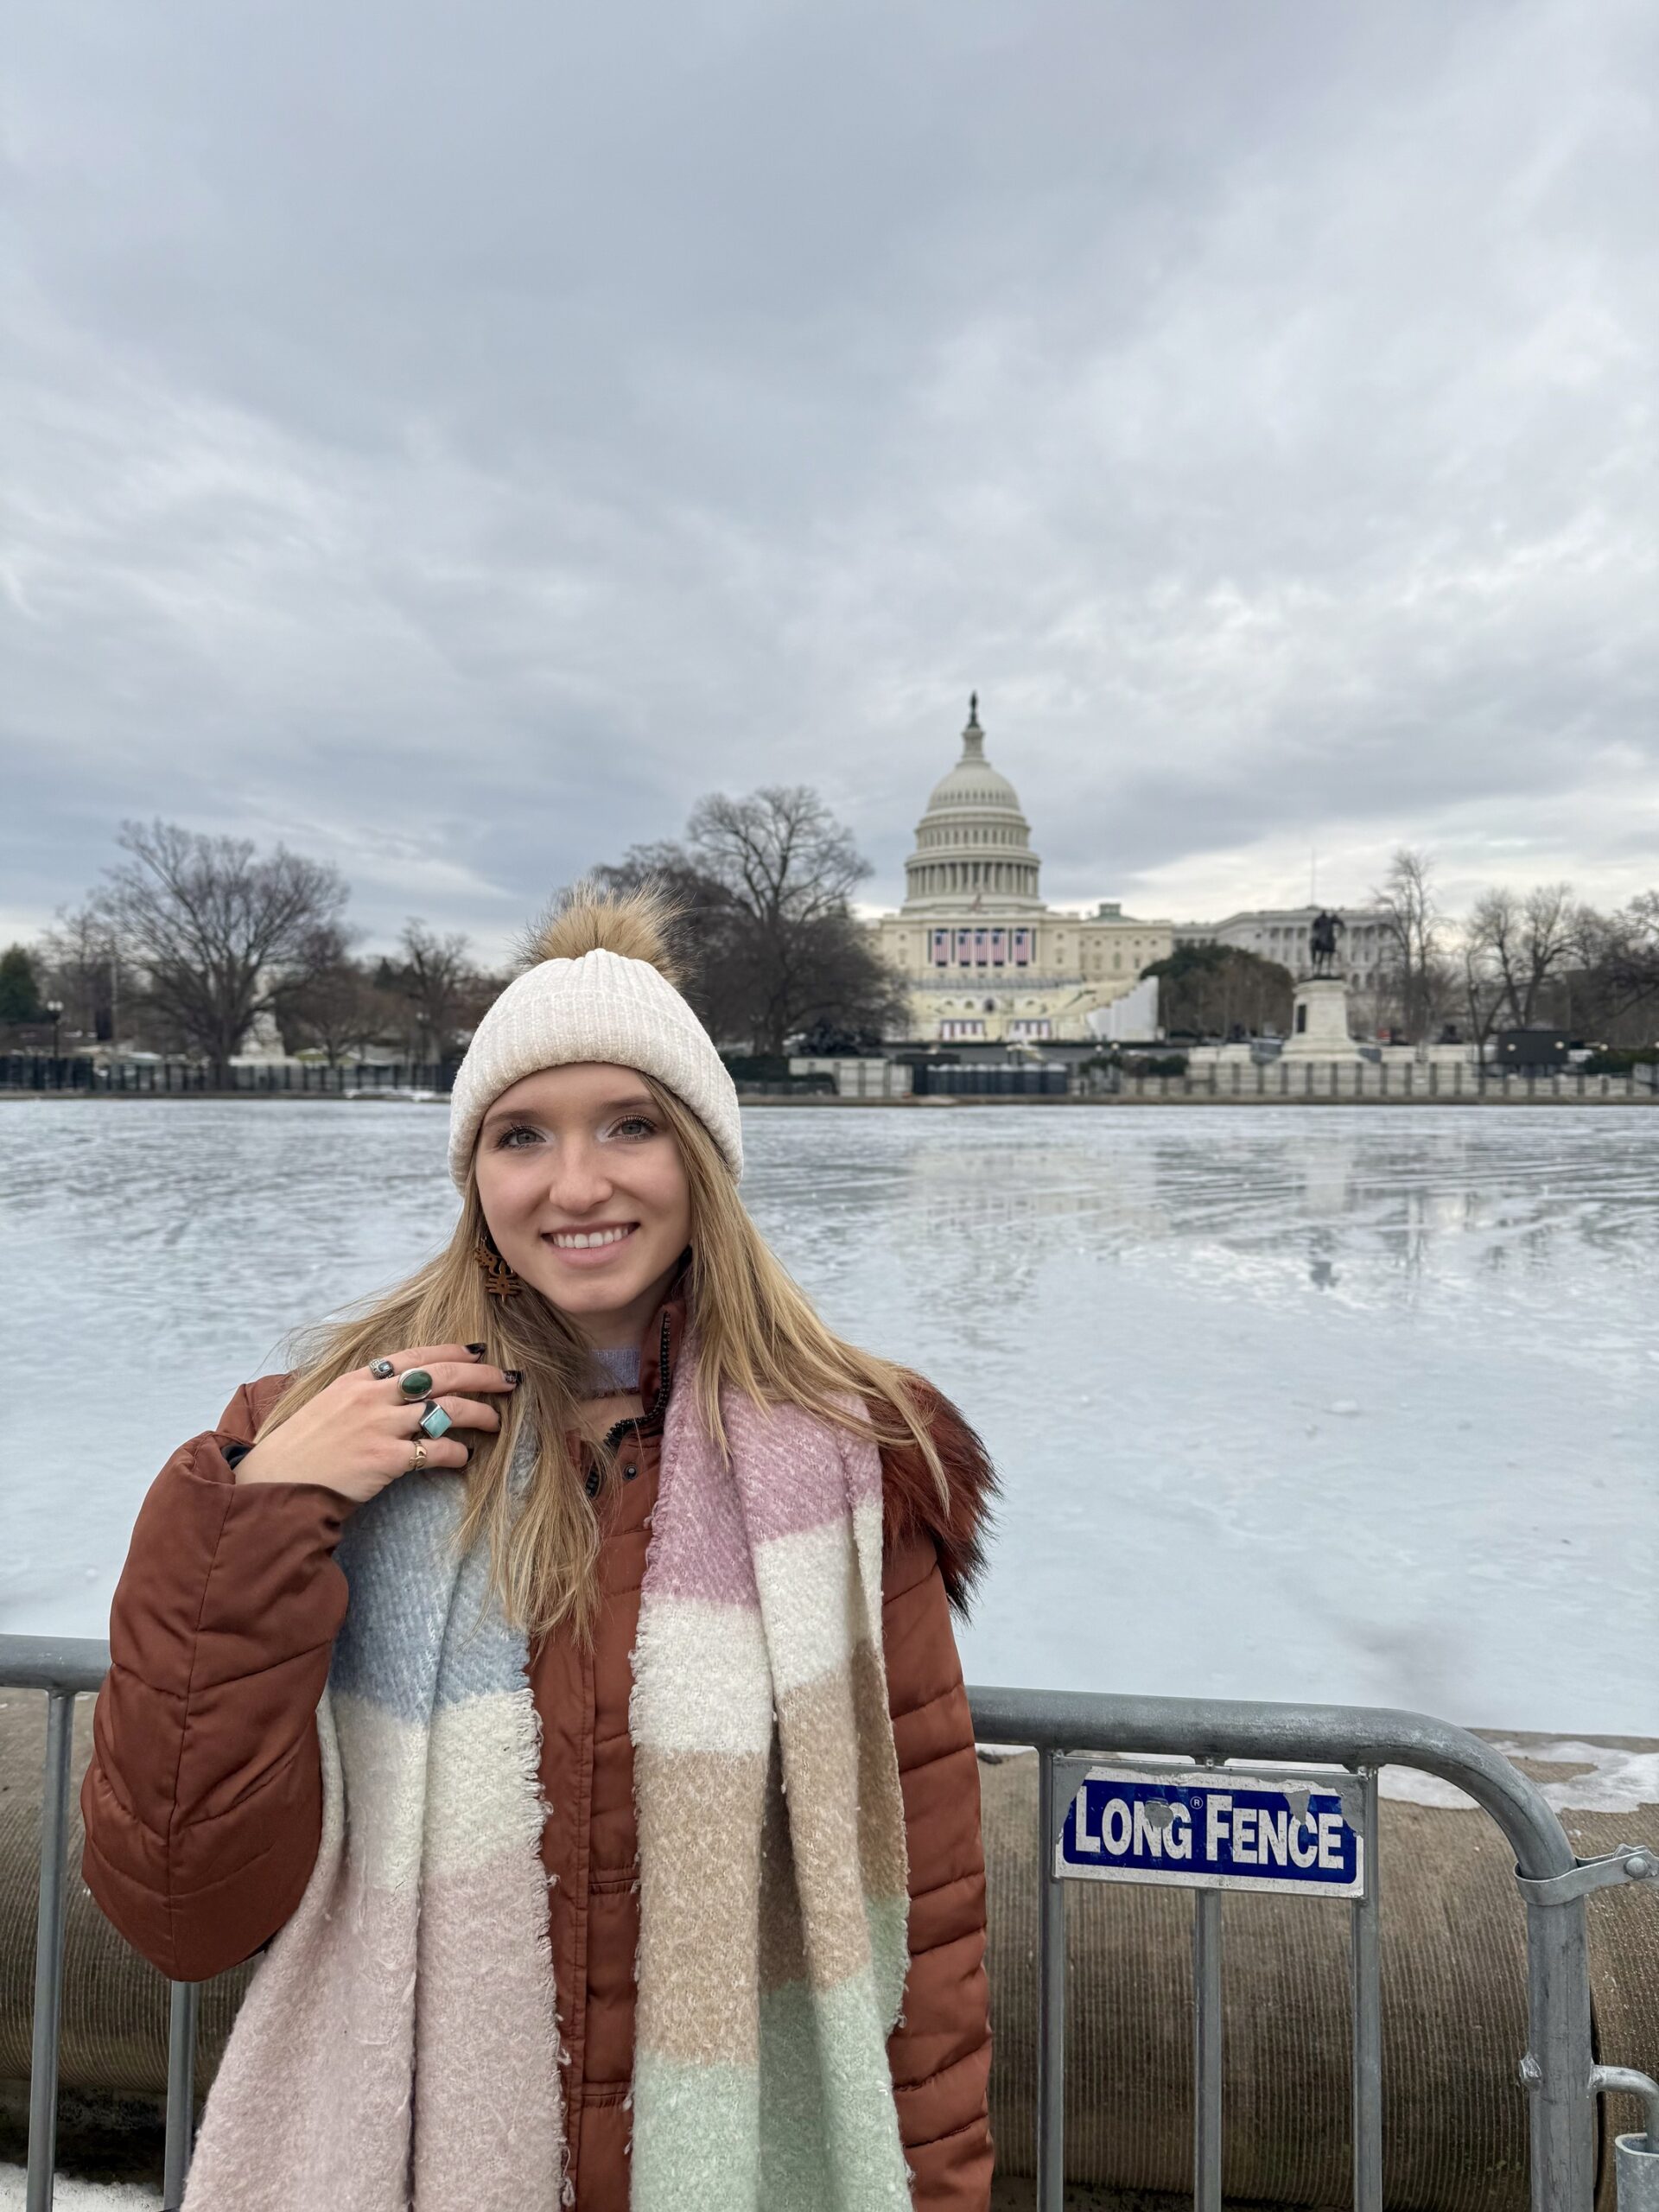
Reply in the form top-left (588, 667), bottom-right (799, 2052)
top-left (4, 1101), bottom-right (1656, 1735)
top-left (753, 1107), bottom-right (1657, 1325)
top-left (745, 1105), bottom-right (1657, 1737)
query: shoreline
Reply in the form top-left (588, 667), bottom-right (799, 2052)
top-left (3, 1090), bottom-right (1656, 1110)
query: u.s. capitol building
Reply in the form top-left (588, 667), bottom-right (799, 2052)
top-left (867, 700), bottom-right (1175, 1041)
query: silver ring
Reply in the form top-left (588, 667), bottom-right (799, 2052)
top-left (367, 1358), bottom-right (396, 1380)
top-left (418, 1399), bottom-right (454, 1440)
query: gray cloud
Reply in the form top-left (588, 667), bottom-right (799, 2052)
top-left (4, 0), bottom-right (1656, 957)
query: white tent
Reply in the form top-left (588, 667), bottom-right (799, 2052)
top-left (1086, 975), bottom-right (1160, 1042)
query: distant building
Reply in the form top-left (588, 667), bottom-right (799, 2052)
top-left (1173, 907), bottom-right (1390, 990)
top-left (867, 700), bottom-right (1174, 1041)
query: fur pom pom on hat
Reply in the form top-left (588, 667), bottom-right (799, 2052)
top-left (447, 887), bottom-right (742, 1188)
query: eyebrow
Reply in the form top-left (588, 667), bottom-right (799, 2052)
top-left (480, 1092), bottom-right (659, 1132)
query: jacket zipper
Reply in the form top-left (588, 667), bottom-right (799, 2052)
top-left (599, 1306), bottom-right (674, 1457)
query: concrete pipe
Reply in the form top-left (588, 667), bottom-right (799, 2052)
top-left (0, 1698), bottom-right (259, 2101)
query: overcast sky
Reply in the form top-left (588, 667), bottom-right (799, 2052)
top-left (5, 0), bottom-right (1656, 963)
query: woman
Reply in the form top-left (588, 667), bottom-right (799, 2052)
top-left (81, 887), bottom-right (996, 2212)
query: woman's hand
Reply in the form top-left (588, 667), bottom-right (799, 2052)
top-left (232, 1344), bottom-right (518, 1509)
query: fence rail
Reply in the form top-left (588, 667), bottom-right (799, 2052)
top-left (0, 1057), bottom-right (456, 1096)
top-left (4, 1638), bottom-right (1656, 2210)
top-left (1096, 1063), bottom-right (1659, 1103)
top-left (5, 1055), bottom-right (1658, 1104)
top-left (970, 1685), bottom-right (1645, 2211)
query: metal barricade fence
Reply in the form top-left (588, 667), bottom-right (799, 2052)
top-left (4, 1637), bottom-right (1656, 2212)
top-left (973, 1685), bottom-right (1657, 2212)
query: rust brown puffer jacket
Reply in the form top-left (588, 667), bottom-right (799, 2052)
top-left (80, 1285), bottom-right (997, 2209)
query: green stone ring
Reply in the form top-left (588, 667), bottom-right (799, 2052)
top-left (418, 1399), bottom-right (453, 1440)
top-left (397, 1368), bottom-right (434, 1399)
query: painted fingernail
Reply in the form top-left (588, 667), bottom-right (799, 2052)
top-left (503, 1370), bottom-right (523, 1387)
top-left (466, 1342), bottom-right (486, 1357)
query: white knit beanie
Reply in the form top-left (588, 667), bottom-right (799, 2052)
top-left (447, 946), bottom-right (742, 1188)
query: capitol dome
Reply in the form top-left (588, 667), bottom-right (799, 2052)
top-left (901, 696), bottom-right (1044, 913)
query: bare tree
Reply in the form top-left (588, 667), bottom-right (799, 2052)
top-left (1372, 848), bottom-right (1446, 1041)
top-left (38, 902), bottom-right (122, 1044)
top-left (1608, 889), bottom-right (1659, 1019)
top-left (1459, 931), bottom-right (1506, 1055)
top-left (1465, 882), bottom-right (1581, 1031)
top-left (685, 787), bottom-right (907, 1053)
top-left (97, 820), bottom-right (349, 1077)
top-left (384, 919), bottom-right (501, 1063)
top-left (689, 786), bottom-right (866, 928)
top-left (393, 921), bottom-right (466, 1060)
top-left (1569, 890), bottom-right (1659, 1045)
top-left (273, 925), bottom-right (379, 1066)
top-left (587, 787), bottom-right (907, 1054)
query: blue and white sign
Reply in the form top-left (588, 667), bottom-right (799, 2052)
top-left (1054, 1764), bottom-right (1367, 1898)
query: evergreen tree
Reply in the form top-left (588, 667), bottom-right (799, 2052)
top-left (0, 944), bottom-right (43, 1024)
top-left (1141, 943), bottom-right (1294, 1039)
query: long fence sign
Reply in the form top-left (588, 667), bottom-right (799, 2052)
top-left (1054, 1762), bottom-right (1368, 1898)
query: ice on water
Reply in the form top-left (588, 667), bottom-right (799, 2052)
top-left (2, 1099), bottom-right (1655, 1737)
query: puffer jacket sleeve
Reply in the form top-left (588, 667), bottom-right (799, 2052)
top-left (881, 1385), bottom-right (997, 2210)
top-left (79, 1376), bottom-right (353, 1983)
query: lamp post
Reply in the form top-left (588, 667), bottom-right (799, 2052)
top-left (45, 1000), bottom-right (63, 1063)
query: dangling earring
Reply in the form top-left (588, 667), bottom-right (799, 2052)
top-left (474, 1227), bottom-right (523, 1300)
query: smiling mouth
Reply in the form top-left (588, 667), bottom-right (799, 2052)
top-left (543, 1224), bottom-right (639, 1251)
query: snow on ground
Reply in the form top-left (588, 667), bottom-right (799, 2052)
top-left (0, 2171), bottom-right (155, 2209)
top-left (1497, 1739), bottom-right (1659, 1810)
top-left (3, 1099), bottom-right (1656, 1737)
top-left (1380, 1739), bottom-right (1659, 1811)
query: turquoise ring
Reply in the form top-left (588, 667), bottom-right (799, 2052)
top-left (418, 1399), bottom-right (453, 1440)
top-left (397, 1368), bottom-right (433, 1399)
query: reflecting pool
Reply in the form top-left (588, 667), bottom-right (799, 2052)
top-left (3, 1100), bottom-right (1654, 1734)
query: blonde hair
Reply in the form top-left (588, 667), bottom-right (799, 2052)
top-left (261, 886), bottom-right (946, 1643)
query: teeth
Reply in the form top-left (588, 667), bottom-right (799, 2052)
top-left (550, 1225), bottom-right (632, 1249)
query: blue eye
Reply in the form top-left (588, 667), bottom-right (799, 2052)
top-left (496, 1123), bottom-right (541, 1148)
top-left (611, 1116), bottom-right (658, 1140)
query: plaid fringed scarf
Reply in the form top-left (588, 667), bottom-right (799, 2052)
top-left (181, 1346), bottom-right (912, 2211)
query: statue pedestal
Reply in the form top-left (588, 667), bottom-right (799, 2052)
top-left (1282, 976), bottom-right (1362, 1062)
top-left (232, 1009), bottom-right (289, 1066)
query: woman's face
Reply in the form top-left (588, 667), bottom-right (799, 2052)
top-left (473, 1062), bottom-right (693, 1343)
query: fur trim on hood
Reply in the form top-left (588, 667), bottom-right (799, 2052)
top-left (882, 1376), bottom-right (999, 1619)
